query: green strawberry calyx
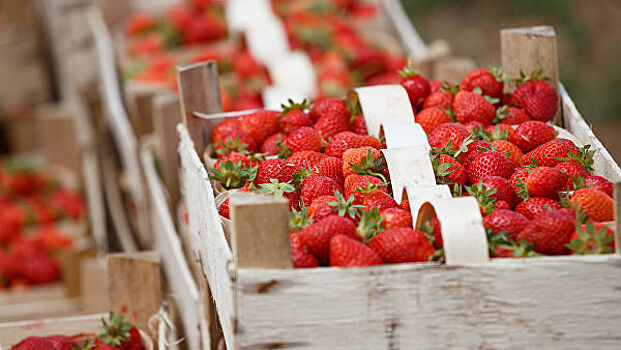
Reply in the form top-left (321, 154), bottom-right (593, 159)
top-left (280, 98), bottom-right (310, 115)
top-left (97, 311), bottom-right (132, 346)
top-left (327, 191), bottom-right (364, 220)
top-left (209, 160), bottom-right (257, 190)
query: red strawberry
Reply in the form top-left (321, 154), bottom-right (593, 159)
top-left (260, 133), bottom-right (286, 155)
top-left (491, 140), bottom-right (523, 168)
top-left (525, 166), bottom-right (568, 198)
top-left (515, 197), bottom-right (562, 219)
top-left (285, 127), bottom-right (324, 153)
top-left (429, 80), bottom-right (451, 93)
top-left (464, 121), bottom-right (484, 134)
top-left (342, 147), bottom-right (384, 178)
top-left (308, 195), bottom-right (337, 221)
top-left (498, 107), bottom-right (530, 125)
top-left (459, 67), bottom-right (505, 98)
top-left (415, 107), bottom-right (451, 134)
top-left (398, 199), bottom-right (410, 211)
top-left (209, 154), bottom-right (257, 190)
top-left (213, 131), bottom-right (257, 156)
top-left (0, 250), bottom-right (19, 280)
top-left (511, 71), bottom-right (559, 122)
top-left (324, 132), bottom-right (382, 158)
top-left (509, 167), bottom-right (530, 191)
top-left (428, 123), bottom-right (469, 151)
top-left (212, 119), bottom-right (241, 144)
top-left (483, 209), bottom-right (529, 240)
top-left (0, 204), bottom-right (24, 244)
top-left (481, 176), bottom-right (517, 207)
top-left (485, 124), bottom-right (514, 141)
top-left (213, 153), bottom-right (251, 170)
top-left (494, 200), bottom-right (511, 210)
top-left (232, 51), bottom-right (264, 80)
top-left (308, 98), bottom-right (349, 122)
top-left (286, 150), bottom-right (326, 169)
top-left (300, 176), bottom-right (342, 206)
top-left (45, 335), bottom-right (79, 350)
top-left (362, 191), bottom-right (398, 211)
top-left (399, 64), bottom-right (430, 110)
top-left (239, 110), bottom-right (280, 144)
top-left (96, 312), bottom-right (143, 350)
top-left (300, 215), bottom-right (358, 261)
top-left (329, 234), bottom-right (382, 267)
top-left (255, 159), bottom-right (300, 185)
top-left (459, 140), bottom-right (491, 169)
top-left (522, 139), bottom-right (579, 167)
top-left (279, 99), bottom-right (312, 133)
top-left (585, 175), bottom-right (613, 197)
top-left (570, 188), bottom-right (614, 222)
top-left (351, 114), bottom-right (368, 135)
top-left (452, 90), bottom-right (496, 126)
top-left (125, 13), bottom-right (156, 37)
top-left (467, 151), bottom-right (513, 184)
top-left (380, 207), bottom-right (413, 229)
top-left (509, 120), bottom-right (556, 152)
top-left (433, 154), bottom-right (467, 186)
top-left (344, 175), bottom-right (387, 204)
top-left (313, 107), bottom-right (351, 139)
top-left (11, 337), bottom-right (56, 350)
top-left (313, 156), bottom-right (345, 186)
top-left (367, 228), bottom-right (434, 263)
top-left (554, 161), bottom-right (590, 190)
top-left (516, 209), bottom-right (574, 255)
top-left (423, 91), bottom-right (453, 110)
top-left (20, 255), bottom-right (60, 284)
top-left (184, 14), bottom-right (227, 44)
top-left (290, 233), bottom-right (319, 268)
top-left (568, 222), bottom-right (615, 254)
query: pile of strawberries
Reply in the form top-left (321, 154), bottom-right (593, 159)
top-left (400, 65), bottom-right (616, 257)
top-left (11, 312), bottom-right (144, 350)
top-left (0, 160), bottom-right (84, 288)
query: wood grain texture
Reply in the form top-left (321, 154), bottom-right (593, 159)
top-left (235, 255), bottom-right (621, 349)
top-left (152, 93), bottom-right (182, 207)
top-left (230, 193), bottom-right (292, 269)
top-left (432, 56), bottom-right (477, 84)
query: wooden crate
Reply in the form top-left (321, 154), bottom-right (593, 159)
top-left (175, 23), bottom-right (621, 348)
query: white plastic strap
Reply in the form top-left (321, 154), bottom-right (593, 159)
top-left (382, 145), bottom-right (436, 203)
top-left (226, 0), bottom-right (275, 32)
top-left (403, 184), bottom-right (451, 222)
top-left (245, 17), bottom-right (290, 66)
top-left (380, 122), bottom-right (430, 150)
top-left (350, 85), bottom-right (415, 138)
top-left (262, 86), bottom-right (308, 110)
top-left (267, 51), bottom-right (317, 98)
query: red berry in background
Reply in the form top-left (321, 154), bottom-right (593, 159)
top-left (350, 114), bottom-right (368, 135)
top-left (125, 13), bottom-right (156, 37)
top-left (212, 118), bottom-right (241, 144)
top-left (509, 120), bottom-right (556, 152)
top-left (313, 107), bottom-right (351, 140)
top-left (423, 91), bottom-right (454, 110)
top-left (308, 98), bottom-right (349, 122)
top-left (585, 175), bottom-right (613, 197)
top-left (498, 107), bottom-right (530, 125)
top-left (399, 63), bottom-right (430, 111)
top-left (512, 71), bottom-right (559, 122)
top-left (260, 133), bottom-right (286, 155)
top-left (19, 255), bottom-right (60, 285)
top-left (459, 67), bottom-right (505, 98)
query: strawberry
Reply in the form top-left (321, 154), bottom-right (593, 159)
top-left (97, 312), bottom-right (143, 350)
top-left (494, 200), bottom-right (511, 210)
top-left (285, 127), bottom-right (324, 153)
top-left (511, 70), bottom-right (558, 122)
top-left (367, 228), bottom-right (434, 263)
top-left (433, 154), bottom-right (467, 186)
top-left (509, 120), bottom-right (555, 152)
top-left (423, 91), bottom-right (454, 110)
top-left (324, 132), bottom-right (381, 158)
top-left (483, 209), bottom-right (529, 240)
top-left (300, 215), bottom-right (358, 261)
top-left (525, 166), bottom-right (567, 198)
top-left (213, 132), bottom-right (258, 156)
top-left (509, 167), bottom-right (530, 191)
top-left (466, 181), bottom-right (501, 216)
top-left (125, 13), bottom-right (156, 37)
top-left (259, 180), bottom-right (300, 210)
top-left (498, 107), bottom-right (530, 125)
top-left (554, 161), bottom-right (590, 190)
top-left (286, 150), bottom-right (326, 169)
top-left (452, 90), bottom-right (496, 126)
top-left (308, 98), bottom-right (349, 122)
top-left (350, 114), bottom-right (368, 135)
top-left (239, 110), bottom-right (280, 144)
top-left (342, 147), bottom-right (385, 179)
top-left (344, 175), bottom-right (387, 204)
top-left (490, 140), bottom-right (523, 168)
top-left (290, 233), bottom-right (319, 268)
top-left (313, 156), bottom-right (344, 186)
top-left (213, 153), bottom-right (252, 170)
top-left (212, 119), bottom-right (241, 144)
top-left (459, 140), bottom-right (491, 169)
top-left (419, 217), bottom-right (443, 248)
top-left (585, 175), bottom-right (613, 197)
top-left (380, 207), bottom-right (413, 229)
top-left (362, 190), bottom-right (397, 211)
top-left (313, 107), bottom-right (351, 139)
top-left (429, 80), bottom-right (451, 93)
top-left (485, 124), bottom-right (514, 141)
top-left (260, 133), bottom-right (287, 155)
top-left (516, 209), bottom-right (574, 255)
top-left (567, 222), bottom-right (615, 254)
top-left (467, 151), bottom-right (513, 184)
top-left (45, 335), bottom-right (79, 350)
top-left (300, 175), bottom-right (342, 206)
top-left (279, 99), bottom-right (312, 133)
top-left (209, 156), bottom-right (257, 190)
top-left (329, 234), bottom-right (383, 267)
top-left (51, 188), bottom-right (85, 220)
top-left (514, 197), bottom-right (562, 219)
top-left (218, 184), bottom-right (253, 219)
top-left (570, 188), bottom-right (614, 222)
top-left (522, 139), bottom-right (579, 167)
top-left (398, 199), bottom-right (410, 211)
top-left (428, 123), bottom-right (469, 151)
top-left (308, 195), bottom-right (338, 221)
top-left (255, 159), bottom-right (300, 185)
top-left (0, 250), bottom-right (19, 280)
top-left (415, 107), bottom-right (451, 134)
top-left (11, 337), bottom-right (57, 350)
top-left (399, 62), bottom-right (430, 110)
top-left (459, 67), bottom-right (505, 98)
top-left (184, 14), bottom-right (227, 44)
top-left (20, 255), bottom-right (60, 284)
top-left (481, 176), bottom-right (517, 207)
top-left (0, 204), bottom-right (24, 244)
top-left (232, 51), bottom-right (264, 80)
top-left (463, 121), bottom-right (484, 134)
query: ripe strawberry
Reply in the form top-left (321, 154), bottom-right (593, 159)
top-left (308, 195), bottom-right (338, 221)
top-left (344, 175), bottom-right (387, 204)
top-left (459, 140), bottom-right (491, 169)
top-left (260, 133), bottom-right (286, 155)
top-left (452, 90), bottom-right (496, 126)
top-left (212, 118), bottom-right (241, 144)
top-left (213, 131), bottom-right (257, 156)
top-left (515, 197), bottom-right (562, 219)
top-left (325, 132), bottom-right (381, 158)
top-left (522, 139), bottom-right (579, 167)
top-left (259, 180), bottom-right (300, 210)
top-left (11, 337), bottom-right (57, 350)
top-left (97, 312), bottom-right (143, 350)
top-left (554, 161), bottom-right (590, 190)
top-left (567, 222), bottom-right (615, 254)
top-left (313, 108), bottom-right (351, 139)
top-left (398, 199), bottom-right (410, 211)
top-left (509, 120), bottom-right (555, 152)
top-left (380, 207), bottom-right (413, 229)
top-left (362, 191), bottom-right (398, 211)
top-left (585, 175), bottom-right (613, 197)
top-left (329, 234), bottom-right (383, 267)
top-left (0, 204), bottom-right (24, 244)
top-left (0, 250), bottom-right (19, 280)
top-left (490, 140), bottom-right (522, 168)
top-left (213, 153), bottom-right (251, 170)
top-left (308, 98), bottom-right (349, 122)
top-left (300, 215), bottom-right (357, 261)
top-left (415, 107), bottom-right (451, 134)
top-left (423, 91), bottom-right (454, 110)
top-left (516, 209), bottom-right (574, 255)
top-left (367, 228), bottom-right (434, 263)
top-left (239, 110), bottom-right (280, 144)
top-left (428, 123), bottom-right (469, 151)
top-left (300, 175), bottom-right (342, 206)
top-left (511, 71), bottom-right (559, 122)
top-left (20, 255), bottom-right (60, 284)
top-left (255, 159), bottom-right (300, 185)
top-left (209, 155), bottom-right (257, 190)
top-left (399, 64), bottom-right (430, 110)
top-left (459, 67), bottom-right (505, 98)
top-left (290, 233), bottom-right (319, 268)
top-left (342, 147), bottom-right (384, 178)
top-left (525, 166), bottom-right (568, 198)
top-left (498, 107), bottom-right (530, 125)
top-left (429, 80), bottom-right (451, 93)
top-left (286, 150), bottom-right (326, 169)
top-left (313, 156), bottom-right (344, 186)
top-left (509, 167), bottom-right (530, 190)
top-left (125, 13), bottom-right (156, 37)
top-left (351, 114), bottom-right (368, 135)
top-left (570, 188), bottom-right (614, 222)
top-left (279, 99), bottom-right (312, 133)
top-left (433, 154), bottom-right (467, 186)
top-left (467, 151), bottom-right (513, 184)
top-left (485, 124), bottom-right (514, 141)
top-left (481, 176), bottom-right (517, 207)
top-left (483, 209), bottom-right (529, 240)
top-left (285, 127), bottom-right (324, 153)
top-left (232, 51), bottom-right (264, 80)
top-left (463, 121), bottom-right (484, 134)
top-left (184, 14), bottom-right (227, 44)
top-left (44, 335), bottom-right (79, 350)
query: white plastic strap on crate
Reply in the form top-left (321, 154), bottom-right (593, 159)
top-left (382, 145), bottom-right (435, 203)
top-left (226, 0), bottom-right (275, 32)
top-left (262, 86), bottom-right (309, 110)
top-left (349, 85), bottom-right (415, 138)
top-left (267, 51), bottom-right (317, 98)
top-left (245, 17), bottom-right (290, 66)
top-left (417, 197), bottom-right (489, 265)
top-left (380, 122), bottom-right (430, 150)
top-left (403, 184), bottom-right (451, 223)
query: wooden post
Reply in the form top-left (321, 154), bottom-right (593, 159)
top-left (81, 257), bottom-right (110, 313)
top-left (107, 252), bottom-right (162, 332)
top-left (36, 104), bottom-right (82, 176)
top-left (176, 61), bottom-right (222, 154)
top-left (230, 193), bottom-right (292, 269)
top-left (432, 56), bottom-right (477, 83)
top-left (152, 93), bottom-right (182, 206)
